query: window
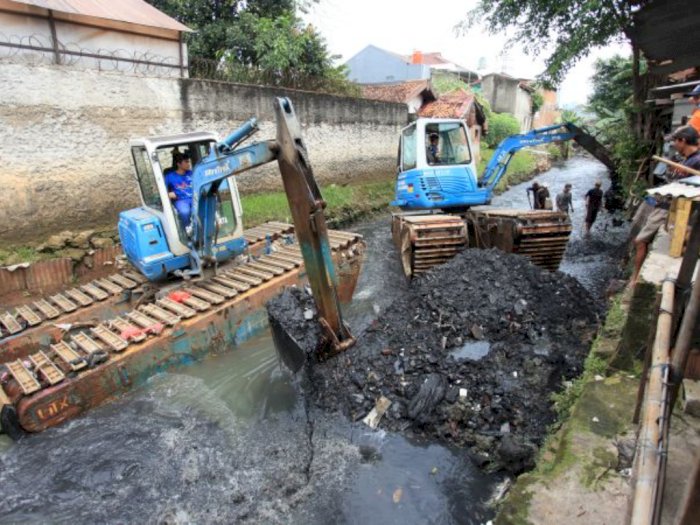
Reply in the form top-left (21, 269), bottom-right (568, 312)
top-left (131, 147), bottom-right (163, 211)
top-left (425, 122), bottom-right (472, 166)
top-left (402, 125), bottom-right (417, 170)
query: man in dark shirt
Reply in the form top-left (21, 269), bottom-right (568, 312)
top-left (527, 181), bottom-right (549, 210)
top-left (584, 180), bottom-right (604, 237)
top-left (631, 126), bottom-right (700, 285)
top-left (668, 126), bottom-right (700, 179)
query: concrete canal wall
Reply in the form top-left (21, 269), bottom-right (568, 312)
top-left (0, 63), bottom-right (407, 244)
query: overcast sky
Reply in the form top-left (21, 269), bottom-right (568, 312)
top-left (302, 0), bottom-right (631, 108)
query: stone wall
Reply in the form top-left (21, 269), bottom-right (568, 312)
top-left (0, 63), bottom-right (407, 244)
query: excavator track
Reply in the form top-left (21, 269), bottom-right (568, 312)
top-left (391, 214), bottom-right (468, 277)
top-left (0, 226), bottom-right (364, 434)
top-left (0, 221), bottom-right (296, 339)
top-left (467, 207), bottom-right (572, 272)
top-left (392, 208), bottom-right (572, 277)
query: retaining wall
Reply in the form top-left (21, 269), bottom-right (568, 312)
top-left (0, 63), bottom-right (407, 244)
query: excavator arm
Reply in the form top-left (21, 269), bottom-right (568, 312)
top-left (188, 97), bottom-right (354, 361)
top-left (480, 123), bottom-right (617, 193)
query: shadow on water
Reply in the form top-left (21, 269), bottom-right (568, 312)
top-left (0, 156), bottom-right (623, 524)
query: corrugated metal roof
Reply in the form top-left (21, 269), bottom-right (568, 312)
top-left (11, 0), bottom-right (191, 32)
top-left (646, 181), bottom-right (700, 199)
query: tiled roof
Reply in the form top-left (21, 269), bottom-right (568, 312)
top-left (418, 89), bottom-right (475, 118)
top-left (361, 80), bottom-right (435, 104)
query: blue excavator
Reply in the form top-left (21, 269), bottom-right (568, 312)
top-left (118, 97), bottom-right (354, 360)
top-left (391, 119), bottom-right (617, 277)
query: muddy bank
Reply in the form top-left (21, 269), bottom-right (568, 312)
top-left (268, 247), bottom-right (600, 474)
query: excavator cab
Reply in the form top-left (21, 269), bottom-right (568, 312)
top-left (392, 118), bottom-right (488, 210)
top-left (119, 132), bottom-right (246, 281)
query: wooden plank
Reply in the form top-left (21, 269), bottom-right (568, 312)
top-left (0, 312), bottom-right (22, 334)
top-left (94, 278), bottom-right (123, 295)
top-left (91, 325), bottom-right (129, 352)
top-left (184, 286), bottom-right (225, 305)
top-left (156, 298), bottom-right (197, 319)
top-left (50, 341), bottom-right (87, 371)
top-left (81, 283), bottom-right (109, 301)
top-left (109, 317), bottom-right (147, 343)
top-left (670, 197), bottom-right (693, 257)
top-left (108, 274), bottom-right (138, 289)
top-left (199, 281), bottom-right (238, 299)
top-left (29, 351), bottom-right (65, 385)
top-left (64, 288), bottom-right (94, 307)
top-left (50, 293), bottom-right (78, 313)
top-left (7, 360), bottom-right (41, 394)
top-left (34, 299), bottom-right (60, 319)
top-left (71, 333), bottom-right (103, 355)
top-left (139, 304), bottom-right (180, 326)
top-left (16, 305), bottom-right (41, 326)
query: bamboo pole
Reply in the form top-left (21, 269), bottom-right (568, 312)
top-left (651, 156), bottom-right (700, 177)
top-left (630, 278), bottom-right (675, 525)
top-left (669, 275), bottom-right (700, 410)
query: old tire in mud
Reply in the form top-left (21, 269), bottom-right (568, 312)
top-left (1, 404), bottom-right (25, 441)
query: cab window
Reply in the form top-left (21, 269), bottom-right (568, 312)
top-left (131, 146), bottom-right (163, 211)
top-left (401, 125), bottom-right (417, 171)
top-left (425, 122), bottom-right (472, 166)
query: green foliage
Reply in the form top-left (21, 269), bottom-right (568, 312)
top-left (431, 72), bottom-right (470, 97)
top-left (462, 0), bottom-right (642, 87)
top-left (588, 55), bottom-right (637, 116)
top-left (0, 246), bottom-right (42, 266)
top-left (551, 353), bottom-right (608, 420)
top-left (530, 90), bottom-right (544, 114)
top-left (485, 112), bottom-right (520, 148)
top-left (146, 0), bottom-right (357, 95)
top-left (559, 108), bottom-right (583, 126)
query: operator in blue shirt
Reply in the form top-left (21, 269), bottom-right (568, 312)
top-left (166, 152), bottom-right (193, 226)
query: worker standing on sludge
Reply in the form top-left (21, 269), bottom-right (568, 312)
top-left (584, 180), bottom-right (604, 237)
top-left (556, 184), bottom-right (574, 215)
top-left (166, 152), bottom-right (194, 226)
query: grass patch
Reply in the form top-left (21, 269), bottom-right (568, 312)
top-left (0, 246), bottom-right (44, 266)
top-left (551, 352), bottom-right (609, 421)
top-left (478, 148), bottom-right (541, 193)
top-left (240, 178), bottom-right (396, 228)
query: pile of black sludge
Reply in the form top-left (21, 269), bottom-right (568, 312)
top-left (267, 248), bottom-right (599, 474)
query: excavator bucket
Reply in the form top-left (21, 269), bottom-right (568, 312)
top-left (267, 97), bottom-right (356, 370)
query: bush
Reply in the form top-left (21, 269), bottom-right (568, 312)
top-left (485, 112), bottom-right (521, 148)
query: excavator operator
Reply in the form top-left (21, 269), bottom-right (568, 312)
top-left (427, 133), bottom-right (441, 165)
top-left (166, 152), bottom-right (194, 227)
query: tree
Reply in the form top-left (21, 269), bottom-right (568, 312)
top-left (462, 0), bottom-right (646, 88)
top-left (587, 55), bottom-right (636, 117)
top-left (486, 113), bottom-right (521, 148)
top-left (146, 1), bottom-right (355, 94)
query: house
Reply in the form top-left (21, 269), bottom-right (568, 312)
top-left (345, 45), bottom-right (479, 85)
top-left (345, 45), bottom-right (431, 84)
top-left (0, 0), bottom-right (191, 77)
top-left (532, 88), bottom-right (561, 129)
top-left (361, 79), bottom-right (436, 114)
top-left (417, 89), bottom-right (487, 165)
top-left (480, 73), bottom-right (534, 131)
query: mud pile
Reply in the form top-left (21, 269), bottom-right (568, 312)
top-left (269, 248), bottom-right (599, 474)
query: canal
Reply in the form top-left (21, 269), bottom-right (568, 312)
top-left (0, 156), bottom-right (627, 524)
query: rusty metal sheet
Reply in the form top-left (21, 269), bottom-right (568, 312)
top-left (0, 266), bottom-right (27, 294)
top-left (24, 258), bottom-right (74, 292)
top-left (75, 246), bottom-right (122, 279)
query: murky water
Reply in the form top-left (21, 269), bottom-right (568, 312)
top-left (0, 156), bottom-right (624, 524)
